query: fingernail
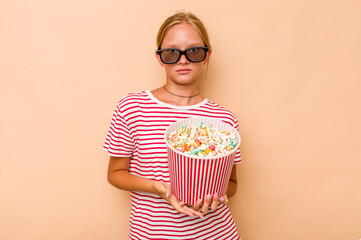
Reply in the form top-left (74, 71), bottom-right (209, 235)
top-left (166, 192), bottom-right (170, 198)
top-left (196, 199), bottom-right (202, 205)
top-left (214, 192), bottom-right (218, 197)
top-left (219, 197), bottom-right (224, 202)
top-left (206, 195), bottom-right (212, 200)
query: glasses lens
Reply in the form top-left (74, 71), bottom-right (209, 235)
top-left (160, 49), bottom-right (180, 63)
top-left (186, 47), bottom-right (206, 62)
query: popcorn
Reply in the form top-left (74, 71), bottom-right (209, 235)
top-left (167, 122), bottom-right (237, 157)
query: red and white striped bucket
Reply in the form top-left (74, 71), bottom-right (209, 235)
top-left (164, 117), bottom-right (241, 206)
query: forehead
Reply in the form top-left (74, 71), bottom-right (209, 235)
top-left (162, 23), bottom-right (204, 48)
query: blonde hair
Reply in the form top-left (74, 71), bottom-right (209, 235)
top-left (156, 11), bottom-right (211, 49)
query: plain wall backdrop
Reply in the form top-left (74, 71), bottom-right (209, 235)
top-left (1, 0), bottom-right (360, 239)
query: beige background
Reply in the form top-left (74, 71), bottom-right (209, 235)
top-left (1, 0), bottom-right (360, 239)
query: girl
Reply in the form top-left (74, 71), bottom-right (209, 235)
top-left (104, 11), bottom-right (241, 240)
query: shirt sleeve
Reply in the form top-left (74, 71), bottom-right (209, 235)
top-left (233, 118), bottom-right (242, 164)
top-left (103, 104), bottom-right (133, 157)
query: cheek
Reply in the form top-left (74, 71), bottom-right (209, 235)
top-left (192, 63), bottom-right (205, 73)
top-left (164, 65), bottom-right (174, 71)
top-left (163, 65), bottom-right (175, 76)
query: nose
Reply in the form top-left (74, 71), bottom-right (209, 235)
top-left (178, 53), bottom-right (189, 64)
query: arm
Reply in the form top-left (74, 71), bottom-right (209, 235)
top-left (107, 156), bottom-right (154, 192)
top-left (107, 156), bottom-right (203, 217)
top-left (226, 165), bottom-right (238, 198)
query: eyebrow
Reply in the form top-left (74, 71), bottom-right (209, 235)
top-left (161, 43), bottom-right (204, 49)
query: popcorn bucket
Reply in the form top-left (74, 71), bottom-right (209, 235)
top-left (164, 117), bottom-right (241, 206)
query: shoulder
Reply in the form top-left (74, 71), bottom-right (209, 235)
top-left (115, 91), bottom-right (152, 110)
top-left (202, 99), bottom-right (239, 127)
top-left (118, 91), bottom-right (149, 104)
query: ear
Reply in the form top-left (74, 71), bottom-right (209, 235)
top-left (155, 51), bottom-right (165, 66)
top-left (203, 47), bottom-right (212, 65)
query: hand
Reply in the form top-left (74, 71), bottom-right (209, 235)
top-left (193, 193), bottom-right (229, 214)
top-left (152, 181), bottom-right (204, 218)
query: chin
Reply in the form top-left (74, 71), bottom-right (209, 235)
top-left (173, 80), bottom-right (198, 86)
top-left (169, 76), bottom-right (200, 86)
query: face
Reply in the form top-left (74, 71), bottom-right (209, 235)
top-left (156, 23), bottom-right (211, 86)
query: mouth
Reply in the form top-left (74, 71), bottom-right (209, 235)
top-left (176, 68), bottom-right (191, 74)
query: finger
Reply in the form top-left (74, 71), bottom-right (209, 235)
top-left (210, 193), bottom-right (219, 210)
top-left (201, 194), bottom-right (212, 214)
top-left (168, 195), bottom-right (203, 217)
top-left (154, 181), bottom-right (172, 200)
top-left (167, 193), bottom-right (204, 217)
top-left (183, 205), bottom-right (204, 218)
top-left (223, 195), bottom-right (229, 204)
top-left (193, 199), bottom-right (202, 211)
top-left (219, 194), bottom-right (229, 205)
top-left (170, 198), bottom-right (194, 216)
top-left (175, 201), bottom-right (204, 217)
top-left (176, 206), bottom-right (194, 216)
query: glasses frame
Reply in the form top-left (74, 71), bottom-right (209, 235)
top-left (156, 46), bottom-right (210, 64)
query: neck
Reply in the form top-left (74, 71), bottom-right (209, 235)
top-left (163, 85), bottom-right (200, 98)
top-left (150, 85), bottom-right (205, 107)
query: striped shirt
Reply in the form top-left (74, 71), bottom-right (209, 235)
top-left (103, 90), bottom-right (241, 240)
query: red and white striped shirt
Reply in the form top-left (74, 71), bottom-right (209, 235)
top-left (103, 90), bottom-right (241, 240)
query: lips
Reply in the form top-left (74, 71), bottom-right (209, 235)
top-left (176, 68), bottom-right (191, 74)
